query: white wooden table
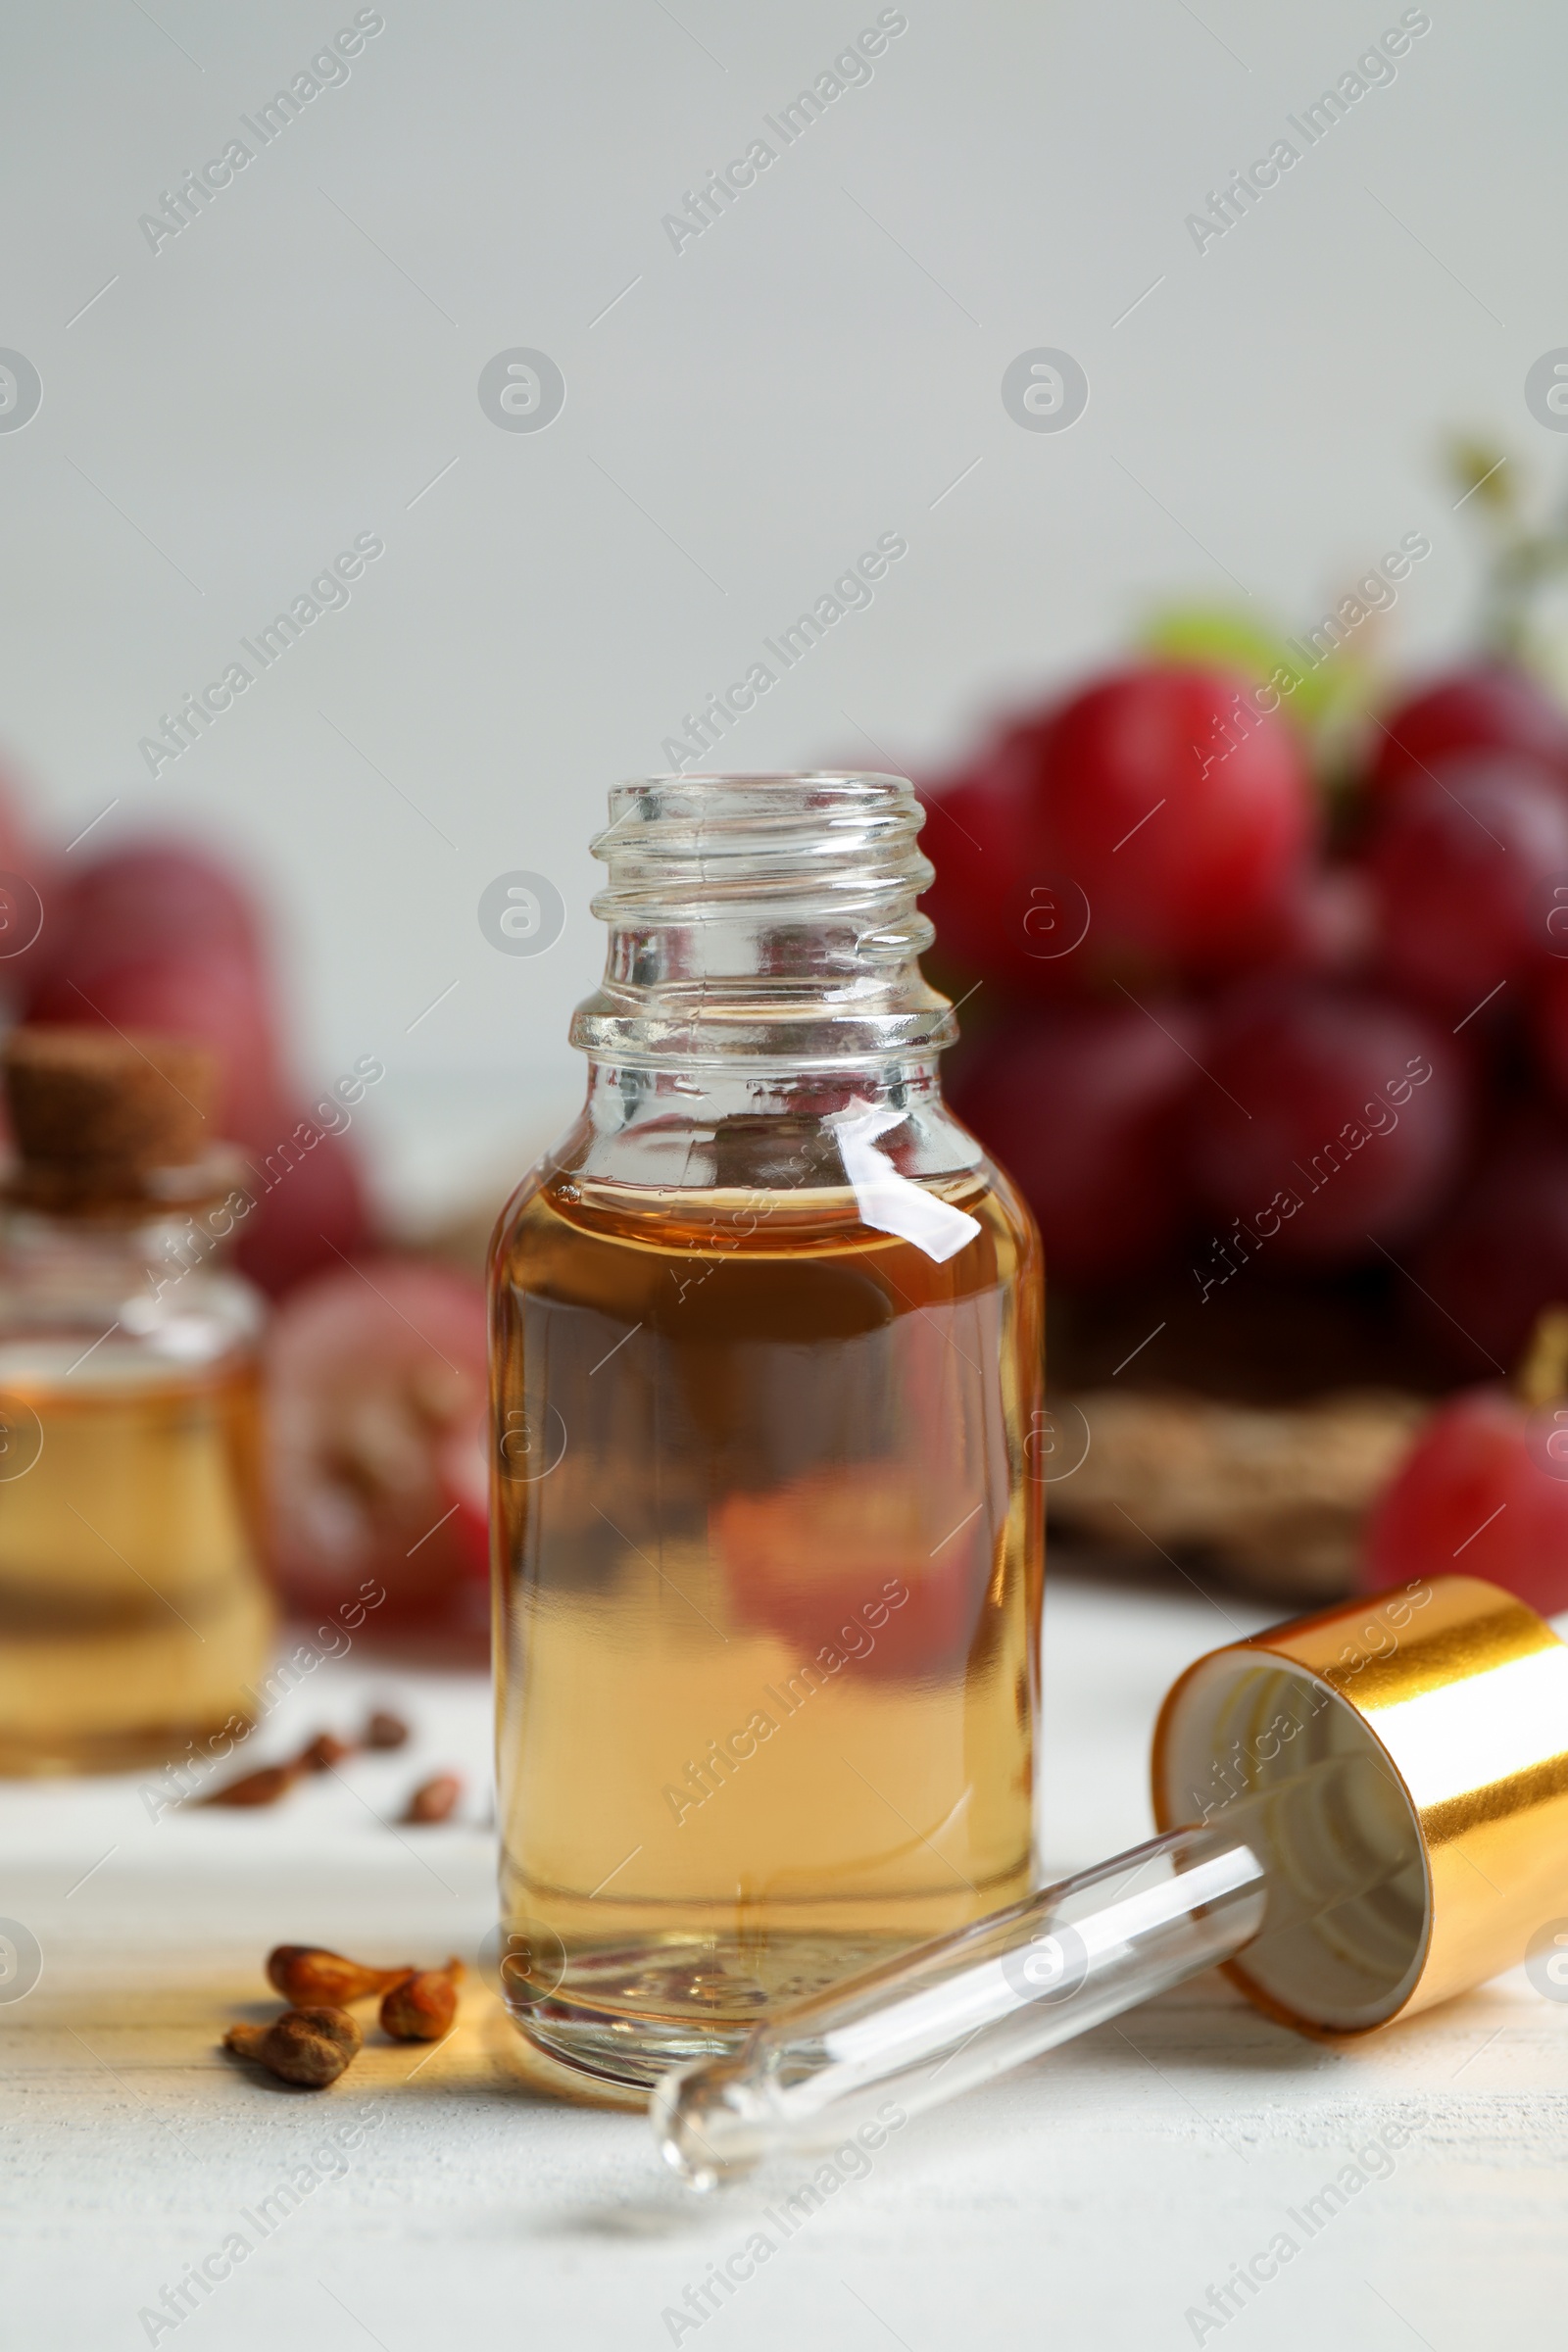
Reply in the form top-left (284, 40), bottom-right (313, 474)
top-left (5, 1567), bottom-right (1566, 2352)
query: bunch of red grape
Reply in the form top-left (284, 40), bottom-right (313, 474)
top-left (923, 658), bottom-right (1568, 1608)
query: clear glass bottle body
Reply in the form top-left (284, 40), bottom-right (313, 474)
top-left (0, 1202), bottom-right (272, 1774)
top-left (490, 777), bottom-right (1044, 2085)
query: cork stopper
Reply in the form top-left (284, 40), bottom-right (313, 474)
top-left (3, 1026), bottom-right (222, 1212)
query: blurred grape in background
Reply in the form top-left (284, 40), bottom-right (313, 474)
top-left (921, 451), bottom-right (1568, 1614)
top-left (0, 792), bottom-right (488, 1641)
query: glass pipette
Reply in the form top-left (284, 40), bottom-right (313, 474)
top-left (652, 1746), bottom-right (1414, 2189)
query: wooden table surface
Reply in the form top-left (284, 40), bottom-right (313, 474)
top-left (5, 1567), bottom-right (1567, 2351)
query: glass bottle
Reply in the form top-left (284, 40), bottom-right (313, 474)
top-left (0, 1028), bottom-right (272, 1774)
top-left (490, 773), bottom-right (1044, 2086)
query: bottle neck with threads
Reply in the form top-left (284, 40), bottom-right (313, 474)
top-left (562, 773), bottom-right (978, 1193)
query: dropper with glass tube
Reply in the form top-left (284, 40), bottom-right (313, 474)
top-left (652, 1575), bottom-right (1568, 2190)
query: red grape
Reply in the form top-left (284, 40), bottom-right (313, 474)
top-left (918, 738), bottom-right (1090, 994)
top-left (26, 949), bottom-right (284, 1139)
top-left (1183, 981), bottom-right (1467, 1265)
top-left (1362, 757), bottom-right (1568, 1021)
top-left (25, 888), bottom-right (371, 1293)
top-left (28, 962), bottom-right (372, 1293)
top-left (49, 839), bottom-right (266, 959)
top-left (1243, 862), bottom-right (1376, 980)
top-left (1367, 663), bottom-right (1568, 800)
top-left (1530, 957), bottom-right (1568, 1102)
top-left (1360, 1387), bottom-right (1568, 1616)
top-left (1412, 1124), bottom-right (1568, 1373)
top-left (25, 837), bottom-right (285, 1138)
top-left (266, 1257), bottom-right (488, 1624)
top-left (950, 999), bottom-right (1200, 1284)
top-left (437, 1417), bottom-right (490, 1581)
top-left (233, 1108), bottom-right (371, 1298)
top-left (1032, 664), bottom-right (1315, 975)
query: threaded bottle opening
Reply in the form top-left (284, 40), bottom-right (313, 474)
top-left (589, 772), bottom-right (933, 921)
top-left (571, 772), bottom-right (956, 1070)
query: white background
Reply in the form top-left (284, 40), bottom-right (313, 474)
top-left (1, 0), bottom-right (1561, 1166)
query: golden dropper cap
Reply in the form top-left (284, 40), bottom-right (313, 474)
top-left (1152, 1575), bottom-right (1568, 2036)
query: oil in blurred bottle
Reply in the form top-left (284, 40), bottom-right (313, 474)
top-left (0, 1028), bottom-right (271, 1773)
